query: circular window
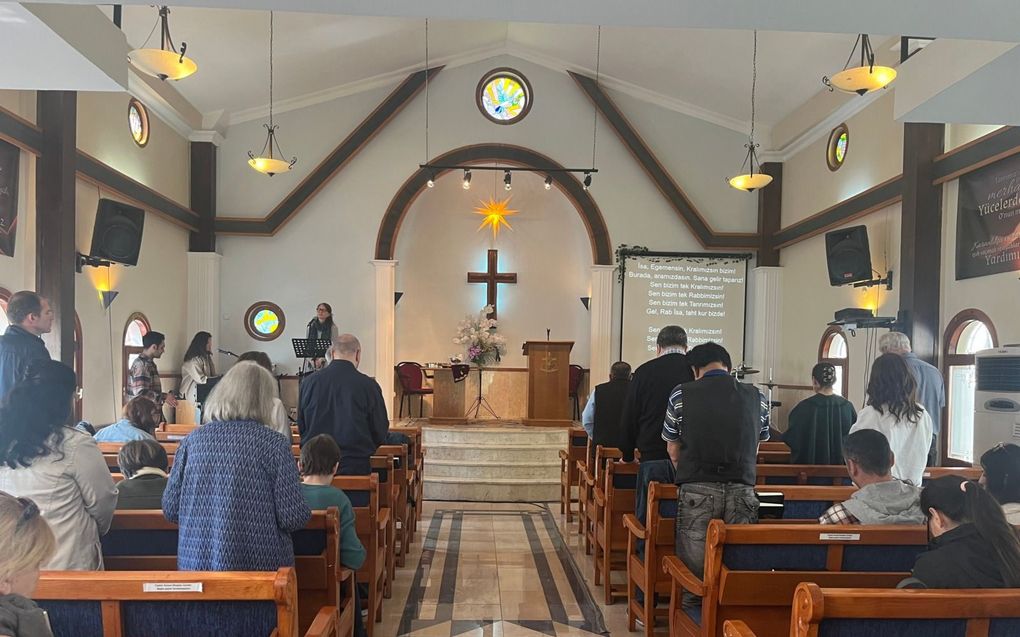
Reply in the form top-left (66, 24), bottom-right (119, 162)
top-left (244, 301), bottom-right (286, 341)
top-left (476, 68), bottom-right (532, 124)
top-left (128, 99), bottom-right (149, 147)
top-left (826, 123), bottom-right (849, 171)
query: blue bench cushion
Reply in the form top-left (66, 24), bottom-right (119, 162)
top-left (820, 618), bottom-right (966, 637)
top-left (991, 619), bottom-right (1020, 636)
top-left (841, 544), bottom-right (926, 572)
top-left (612, 473), bottom-right (638, 489)
top-left (292, 528), bottom-right (328, 555)
top-left (38, 601), bottom-right (103, 637)
top-left (123, 600), bottom-right (278, 636)
top-left (782, 500), bottom-right (831, 520)
top-left (723, 544), bottom-right (828, 571)
top-left (102, 529), bottom-right (179, 556)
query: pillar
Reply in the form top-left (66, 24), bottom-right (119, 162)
top-left (372, 259), bottom-right (397, 416)
top-left (187, 252), bottom-right (221, 364)
top-left (751, 266), bottom-right (783, 381)
top-left (589, 265), bottom-right (615, 379)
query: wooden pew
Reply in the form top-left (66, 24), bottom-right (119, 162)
top-left (98, 441), bottom-right (178, 472)
top-left (624, 481), bottom-right (678, 636)
top-left (33, 567), bottom-right (339, 637)
top-left (99, 509), bottom-right (347, 635)
top-left (582, 445), bottom-right (623, 555)
top-left (756, 464), bottom-right (983, 486)
top-left (559, 427), bottom-right (589, 523)
top-left (594, 458), bottom-right (639, 603)
top-left (369, 454), bottom-right (396, 599)
top-left (376, 444), bottom-right (411, 569)
top-left (663, 521), bottom-right (928, 637)
top-left (333, 474), bottom-right (387, 636)
top-left (723, 583), bottom-right (1020, 637)
top-left (755, 485), bottom-right (857, 521)
top-left (756, 442), bottom-right (791, 464)
top-left (575, 438), bottom-right (594, 538)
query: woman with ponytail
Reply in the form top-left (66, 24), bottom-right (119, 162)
top-left (784, 363), bottom-right (857, 464)
top-left (904, 475), bottom-right (1020, 588)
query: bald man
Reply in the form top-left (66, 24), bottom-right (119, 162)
top-left (297, 334), bottom-right (390, 475)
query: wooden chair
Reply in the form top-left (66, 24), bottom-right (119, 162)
top-left (559, 427), bottom-right (589, 523)
top-left (370, 455), bottom-right (396, 599)
top-left (594, 458), bottom-right (639, 603)
top-left (396, 361), bottom-right (433, 418)
top-left (721, 583), bottom-right (1020, 637)
top-left (624, 481), bottom-right (677, 636)
top-left (333, 474), bottom-right (386, 636)
top-left (33, 568), bottom-right (338, 637)
top-left (376, 444), bottom-right (412, 568)
top-left (663, 521), bottom-right (928, 637)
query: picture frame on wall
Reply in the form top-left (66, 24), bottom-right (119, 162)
top-left (0, 140), bottom-right (19, 258)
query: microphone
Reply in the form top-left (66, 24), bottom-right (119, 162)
top-left (307, 317), bottom-right (317, 328)
top-left (217, 348), bottom-right (239, 359)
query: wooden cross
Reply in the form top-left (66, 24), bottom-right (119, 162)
top-left (467, 249), bottom-right (517, 320)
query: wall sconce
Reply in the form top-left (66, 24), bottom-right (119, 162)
top-left (580, 296), bottom-right (590, 310)
top-left (394, 292), bottom-right (404, 306)
top-left (100, 290), bottom-right (119, 310)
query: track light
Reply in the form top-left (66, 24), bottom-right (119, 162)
top-left (427, 173), bottom-right (435, 188)
top-left (462, 169), bottom-right (472, 190)
top-left (504, 170), bottom-right (512, 191)
top-left (544, 175), bottom-right (552, 190)
top-left (583, 172), bottom-right (592, 190)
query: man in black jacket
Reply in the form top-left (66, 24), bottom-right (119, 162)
top-left (581, 361), bottom-right (632, 454)
top-left (620, 325), bottom-right (694, 528)
top-left (298, 333), bottom-right (390, 475)
top-left (0, 291), bottom-right (52, 401)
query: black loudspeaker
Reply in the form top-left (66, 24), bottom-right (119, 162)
top-left (91, 199), bottom-right (145, 266)
top-left (824, 225), bottom-right (872, 286)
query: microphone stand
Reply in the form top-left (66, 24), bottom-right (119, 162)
top-left (217, 348), bottom-right (240, 359)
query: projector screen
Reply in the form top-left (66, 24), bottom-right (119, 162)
top-left (620, 252), bottom-right (749, 367)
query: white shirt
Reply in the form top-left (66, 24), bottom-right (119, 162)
top-left (1002, 502), bottom-right (1020, 526)
top-left (849, 404), bottom-right (933, 487)
top-left (270, 397), bottom-right (291, 438)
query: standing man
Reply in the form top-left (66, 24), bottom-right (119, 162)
top-left (621, 326), bottom-right (694, 527)
top-left (581, 361), bottom-right (632, 451)
top-left (0, 291), bottom-right (53, 401)
top-left (126, 331), bottom-right (178, 412)
top-left (662, 342), bottom-right (769, 607)
top-left (298, 334), bottom-right (389, 476)
top-left (879, 332), bottom-right (946, 466)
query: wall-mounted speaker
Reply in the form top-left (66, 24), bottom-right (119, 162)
top-left (824, 225), bottom-right (873, 286)
top-left (91, 199), bottom-right (145, 266)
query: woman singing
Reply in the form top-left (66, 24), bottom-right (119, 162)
top-left (179, 331), bottom-right (216, 403)
top-left (307, 303), bottom-right (339, 369)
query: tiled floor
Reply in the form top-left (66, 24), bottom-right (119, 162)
top-left (379, 502), bottom-right (635, 637)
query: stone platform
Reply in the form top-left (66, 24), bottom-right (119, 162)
top-left (417, 422), bottom-right (567, 502)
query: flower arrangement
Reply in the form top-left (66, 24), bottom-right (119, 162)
top-left (453, 305), bottom-right (507, 365)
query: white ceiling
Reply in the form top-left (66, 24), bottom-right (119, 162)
top-left (110, 6), bottom-right (871, 133)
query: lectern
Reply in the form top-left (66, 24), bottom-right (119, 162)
top-left (522, 340), bottom-right (574, 426)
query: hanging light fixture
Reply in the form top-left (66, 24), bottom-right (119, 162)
top-left (128, 6), bottom-right (197, 81)
top-left (823, 34), bottom-right (896, 96)
top-left (729, 31), bottom-right (772, 192)
top-left (248, 12), bottom-right (297, 176)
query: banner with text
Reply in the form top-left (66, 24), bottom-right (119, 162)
top-left (620, 253), bottom-right (747, 368)
top-left (957, 152), bottom-right (1020, 280)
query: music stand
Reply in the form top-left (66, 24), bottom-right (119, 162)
top-left (293, 338), bottom-right (331, 380)
top-left (196, 376), bottom-right (223, 406)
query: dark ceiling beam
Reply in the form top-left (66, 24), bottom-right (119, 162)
top-left (216, 66), bottom-right (444, 236)
top-left (0, 107), bottom-right (42, 155)
top-left (757, 162), bottom-right (783, 266)
top-left (932, 125), bottom-right (1020, 185)
top-left (569, 71), bottom-right (758, 250)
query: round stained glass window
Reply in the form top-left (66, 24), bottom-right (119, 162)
top-left (244, 301), bottom-right (286, 341)
top-left (128, 98), bottom-right (149, 147)
top-left (826, 123), bottom-right (849, 171)
top-left (477, 68), bottom-right (532, 124)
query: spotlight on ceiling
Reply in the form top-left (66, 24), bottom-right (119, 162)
top-left (504, 170), bottom-right (512, 191)
top-left (462, 169), bottom-right (472, 190)
top-left (583, 172), bottom-right (592, 191)
top-left (544, 175), bottom-right (552, 190)
top-left (823, 34), bottom-right (897, 96)
top-left (427, 173), bottom-right (435, 188)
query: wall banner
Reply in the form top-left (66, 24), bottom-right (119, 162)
top-left (0, 140), bottom-right (17, 258)
top-left (956, 152), bottom-right (1020, 280)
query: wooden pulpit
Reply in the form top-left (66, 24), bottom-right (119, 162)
top-left (522, 341), bottom-right (574, 426)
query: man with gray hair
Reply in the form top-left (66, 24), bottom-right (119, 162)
top-left (297, 334), bottom-right (390, 475)
top-left (879, 331), bottom-right (945, 465)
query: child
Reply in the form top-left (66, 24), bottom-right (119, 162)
top-left (0, 491), bottom-right (56, 637)
top-left (116, 440), bottom-right (170, 510)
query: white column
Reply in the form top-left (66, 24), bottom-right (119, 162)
top-left (372, 259), bottom-right (397, 417)
top-left (751, 266), bottom-right (783, 381)
top-left (589, 265), bottom-right (615, 380)
top-left (187, 251), bottom-right (222, 362)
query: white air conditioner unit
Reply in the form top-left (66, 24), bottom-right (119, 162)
top-left (973, 347), bottom-right (1020, 462)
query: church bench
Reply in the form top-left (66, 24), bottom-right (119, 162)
top-left (755, 464), bottom-right (983, 486)
top-left (594, 458), bottom-right (639, 604)
top-left (98, 441), bottom-right (178, 472)
top-left (625, 481), bottom-right (678, 636)
top-left (755, 485), bottom-right (857, 521)
top-left (574, 438), bottom-right (593, 538)
top-left (375, 444), bottom-right (412, 568)
top-left (722, 583), bottom-right (1020, 637)
top-left (582, 445), bottom-right (623, 556)
top-left (33, 567), bottom-right (340, 637)
top-left (391, 425), bottom-right (425, 533)
top-left (332, 474), bottom-right (387, 636)
top-left (663, 521), bottom-right (928, 637)
top-left (99, 508), bottom-right (348, 635)
top-left (559, 426), bottom-right (589, 522)
top-left (369, 454), bottom-right (397, 599)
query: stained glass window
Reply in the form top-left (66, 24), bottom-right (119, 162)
top-left (244, 301), bottom-right (286, 341)
top-left (128, 99), bottom-right (149, 147)
top-left (827, 123), bottom-right (849, 170)
top-left (477, 69), bottom-right (532, 124)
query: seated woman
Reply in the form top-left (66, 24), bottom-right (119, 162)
top-left (237, 351), bottom-right (290, 438)
top-left (116, 440), bottom-right (170, 510)
top-left (980, 443), bottom-right (1020, 525)
top-left (298, 435), bottom-right (366, 570)
top-left (0, 360), bottom-right (118, 570)
top-left (784, 363), bottom-right (857, 464)
top-left (0, 492), bottom-right (57, 637)
top-left (93, 396), bottom-right (161, 443)
top-left (903, 476), bottom-right (1020, 588)
top-left (162, 361), bottom-right (310, 571)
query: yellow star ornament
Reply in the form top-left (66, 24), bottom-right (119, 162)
top-left (473, 196), bottom-right (518, 240)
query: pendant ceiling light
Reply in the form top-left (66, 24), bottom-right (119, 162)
top-left (128, 6), bottom-right (197, 81)
top-left (247, 12), bottom-right (296, 176)
top-left (728, 31), bottom-right (772, 193)
top-left (823, 34), bottom-right (896, 96)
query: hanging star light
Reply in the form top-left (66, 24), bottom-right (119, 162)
top-left (474, 196), bottom-right (518, 240)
